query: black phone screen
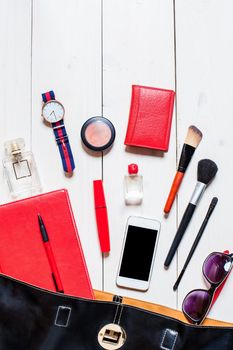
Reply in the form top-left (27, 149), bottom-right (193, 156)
top-left (119, 225), bottom-right (158, 281)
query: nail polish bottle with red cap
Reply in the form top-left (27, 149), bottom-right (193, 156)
top-left (124, 163), bottom-right (143, 205)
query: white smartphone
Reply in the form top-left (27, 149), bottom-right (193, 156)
top-left (116, 216), bottom-right (161, 291)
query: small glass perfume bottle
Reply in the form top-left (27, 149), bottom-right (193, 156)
top-left (124, 163), bottom-right (143, 205)
top-left (3, 138), bottom-right (42, 198)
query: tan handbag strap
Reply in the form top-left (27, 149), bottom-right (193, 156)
top-left (94, 290), bottom-right (233, 328)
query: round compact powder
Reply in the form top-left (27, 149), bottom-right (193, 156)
top-left (81, 116), bottom-right (116, 152)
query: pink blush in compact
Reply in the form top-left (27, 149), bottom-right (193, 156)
top-left (85, 121), bottom-right (112, 148)
top-left (81, 116), bottom-right (116, 152)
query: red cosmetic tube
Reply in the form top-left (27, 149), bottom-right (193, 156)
top-left (93, 180), bottom-right (110, 253)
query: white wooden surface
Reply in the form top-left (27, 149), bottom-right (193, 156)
top-left (0, 0), bottom-right (232, 323)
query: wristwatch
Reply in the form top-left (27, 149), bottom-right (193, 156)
top-left (41, 91), bottom-right (75, 174)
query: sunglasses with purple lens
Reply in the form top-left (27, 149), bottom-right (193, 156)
top-left (182, 251), bottom-right (233, 325)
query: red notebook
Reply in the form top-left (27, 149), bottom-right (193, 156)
top-left (0, 189), bottom-right (94, 299)
top-left (124, 85), bottom-right (175, 152)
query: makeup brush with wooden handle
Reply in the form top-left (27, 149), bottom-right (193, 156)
top-left (164, 126), bottom-right (203, 214)
top-left (164, 159), bottom-right (218, 268)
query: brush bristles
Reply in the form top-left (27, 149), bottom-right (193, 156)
top-left (185, 125), bottom-right (203, 148)
top-left (197, 159), bottom-right (218, 185)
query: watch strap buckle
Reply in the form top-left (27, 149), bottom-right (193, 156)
top-left (53, 124), bottom-right (65, 131)
top-left (56, 135), bottom-right (69, 145)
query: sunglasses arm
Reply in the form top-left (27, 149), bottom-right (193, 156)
top-left (212, 250), bottom-right (230, 306)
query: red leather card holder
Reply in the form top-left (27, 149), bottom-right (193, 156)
top-left (124, 85), bottom-right (175, 152)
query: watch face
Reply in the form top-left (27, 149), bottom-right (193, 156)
top-left (42, 100), bottom-right (65, 123)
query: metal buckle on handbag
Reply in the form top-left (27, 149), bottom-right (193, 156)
top-left (98, 323), bottom-right (126, 350)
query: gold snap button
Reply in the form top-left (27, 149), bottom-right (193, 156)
top-left (98, 323), bottom-right (126, 350)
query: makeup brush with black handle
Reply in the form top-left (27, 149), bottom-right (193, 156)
top-left (173, 197), bottom-right (218, 291)
top-left (164, 159), bottom-right (218, 268)
top-left (164, 126), bottom-right (203, 215)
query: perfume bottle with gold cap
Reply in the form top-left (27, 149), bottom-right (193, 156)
top-left (3, 138), bottom-right (42, 198)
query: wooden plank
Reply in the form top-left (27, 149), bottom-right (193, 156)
top-left (175, 0), bottom-right (233, 322)
top-left (31, 0), bottom-right (103, 289)
top-left (0, 0), bottom-right (32, 202)
top-left (102, 0), bottom-right (177, 307)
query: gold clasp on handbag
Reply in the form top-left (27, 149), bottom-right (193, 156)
top-left (98, 323), bottom-right (126, 350)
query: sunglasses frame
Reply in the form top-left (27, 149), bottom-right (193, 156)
top-left (182, 251), bottom-right (233, 325)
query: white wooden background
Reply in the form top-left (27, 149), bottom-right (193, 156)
top-left (0, 0), bottom-right (233, 323)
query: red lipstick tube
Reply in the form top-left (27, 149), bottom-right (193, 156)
top-left (93, 180), bottom-right (110, 253)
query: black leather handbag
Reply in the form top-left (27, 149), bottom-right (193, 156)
top-left (0, 274), bottom-right (232, 350)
